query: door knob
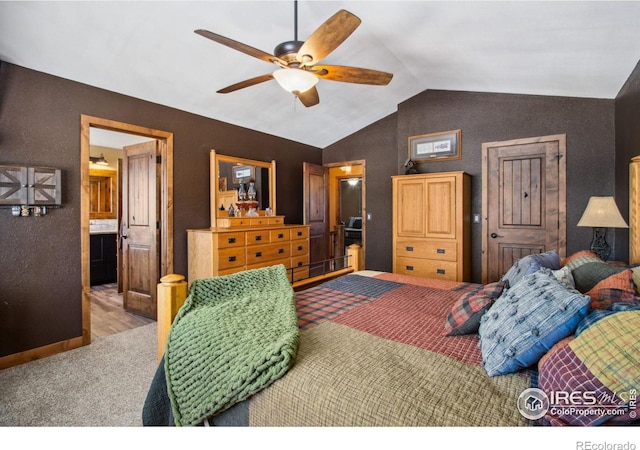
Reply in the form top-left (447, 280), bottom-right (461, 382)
top-left (490, 232), bottom-right (503, 239)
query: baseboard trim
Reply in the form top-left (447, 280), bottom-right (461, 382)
top-left (0, 336), bottom-right (85, 370)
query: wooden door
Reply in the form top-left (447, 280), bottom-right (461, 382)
top-left (482, 135), bottom-right (566, 283)
top-left (121, 141), bottom-right (159, 319)
top-left (303, 162), bottom-right (329, 275)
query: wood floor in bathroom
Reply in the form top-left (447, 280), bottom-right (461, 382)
top-left (90, 283), bottom-right (155, 340)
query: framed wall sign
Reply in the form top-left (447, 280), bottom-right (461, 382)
top-left (409, 129), bottom-right (461, 162)
top-left (232, 165), bottom-right (255, 184)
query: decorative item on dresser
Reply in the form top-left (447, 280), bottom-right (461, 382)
top-left (392, 171), bottom-right (470, 281)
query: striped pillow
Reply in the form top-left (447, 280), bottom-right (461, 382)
top-left (479, 269), bottom-right (590, 377)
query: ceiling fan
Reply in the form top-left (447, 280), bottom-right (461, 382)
top-left (194, 1), bottom-right (393, 107)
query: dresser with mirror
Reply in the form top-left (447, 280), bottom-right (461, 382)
top-left (187, 150), bottom-right (310, 285)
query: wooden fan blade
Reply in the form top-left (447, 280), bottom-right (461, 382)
top-left (217, 73), bottom-right (275, 94)
top-left (297, 86), bottom-right (320, 107)
top-left (296, 10), bottom-right (361, 66)
top-left (195, 29), bottom-right (287, 67)
top-left (312, 65), bottom-right (393, 85)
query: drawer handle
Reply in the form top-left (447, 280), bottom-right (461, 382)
top-left (297, 262), bottom-right (303, 267)
top-left (278, 233), bottom-right (284, 239)
top-left (297, 231), bottom-right (303, 236)
top-left (406, 265), bottom-right (414, 271)
top-left (255, 235), bottom-right (262, 241)
top-left (227, 237), bottom-right (236, 244)
top-left (255, 251), bottom-right (262, 257)
top-left (228, 256), bottom-right (236, 262)
top-left (297, 245), bottom-right (303, 251)
top-left (437, 269), bottom-right (446, 275)
top-left (437, 248), bottom-right (445, 254)
top-left (278, 248), bottom-right (284, 254)
top-left (406, 246), bottom-right (413, 251)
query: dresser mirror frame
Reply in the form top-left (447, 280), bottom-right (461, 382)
top-left (210, 150), bottom-right (277, 226)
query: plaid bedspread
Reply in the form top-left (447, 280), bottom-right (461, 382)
top-left (144, 272), bottom-right (533, 426)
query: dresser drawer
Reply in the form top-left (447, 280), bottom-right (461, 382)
top-left (246, 230), bottom-right (270, 245)
top-left (395, 257), bottom-right (458, 280)
top-left (216, 232), bottom-right (246, 249)
top-left (224, 217), bottom-right (251, 227)
top-left (246, 242), bottom-right (291, 265)
top-left (395, 240), bottom-right (457, 261)
top-left (217, 247), bottom-right (246, 270)
top-left (291, 226), bottom-right (309, 240)
top-left (246, 258), bottom-right (291, 272)
top-left (291, 266), bottom-right (309, 282)
top-left (270, 229), bottom-right (290, 242)
top-left (290, 254), bottom-right (309, 269)
top-left (249, 217), bottom-right (270, 226)
top-left (268, 216), bottom-right (285, 225)
top-left (291, 240), bottom-right (308, 256)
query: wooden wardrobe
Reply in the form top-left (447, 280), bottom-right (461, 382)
top-left (392, 172), bottom-right (471, 282)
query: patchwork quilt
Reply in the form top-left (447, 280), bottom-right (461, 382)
top-left (143, 272), bottom-right (533, 426)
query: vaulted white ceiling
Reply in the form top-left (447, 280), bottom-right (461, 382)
top-left (1, 1), bottom-right (639, 148)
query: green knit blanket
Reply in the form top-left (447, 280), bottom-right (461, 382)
top-left (164, 264), bottom-right (299, 426)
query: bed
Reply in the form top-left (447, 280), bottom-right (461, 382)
top-left (142, 249), bottom-right (640, 427)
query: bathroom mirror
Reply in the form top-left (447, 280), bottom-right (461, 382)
top-left (210, 150), bottom-right (276, 226)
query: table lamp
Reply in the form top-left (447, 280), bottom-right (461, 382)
top-left (576, 196), bottom-right (628, 261)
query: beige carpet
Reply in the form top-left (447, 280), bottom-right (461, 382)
top-left (0, 323), bottom-right (157, 427)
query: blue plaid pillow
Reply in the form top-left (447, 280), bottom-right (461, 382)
top-left (479, 268), bottom-right (590, 377)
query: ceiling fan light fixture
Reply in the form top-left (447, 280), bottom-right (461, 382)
top-left (273, 68), bottom-right (318, 95)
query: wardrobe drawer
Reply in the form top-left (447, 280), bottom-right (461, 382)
top-left (395, 257), bottom-right (457, 281)
top-left (216, 232), bottom-right (246, 249)
top-left (217, 247), bottom-right (246, 270)
top-left (395, 240), bottom-right (457, 261)
top-left (246, 242), bottom-right (291, 265)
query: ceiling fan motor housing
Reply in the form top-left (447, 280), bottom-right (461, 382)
top-left (274, 40), bottom-right (305, 64)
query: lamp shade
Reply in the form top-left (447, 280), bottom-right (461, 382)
top-left (577, 196), bottom-right (628, 228)
top-left (273, 68), bottom-right (318, 94)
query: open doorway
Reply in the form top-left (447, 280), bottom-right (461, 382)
top-left (88, 130), bottom-right (156, 339)
top-left (327, 161), bottom-right (365, 265)
top-left (80, 115), bottom-right (174, 346)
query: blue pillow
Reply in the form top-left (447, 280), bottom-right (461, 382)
top-left (501, 250), bottom-right (560, 287)
top-left (479, 268), bottom-right (590, 377)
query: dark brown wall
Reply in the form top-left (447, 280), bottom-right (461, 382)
top-left (614, 60), bottom-right (640, 262)
top-left (0, 63), bottom-right (322, 357)
top-left (324, 114), bottom-right (397, 271)
top-left (326, 89), bottom-right (616, 281)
